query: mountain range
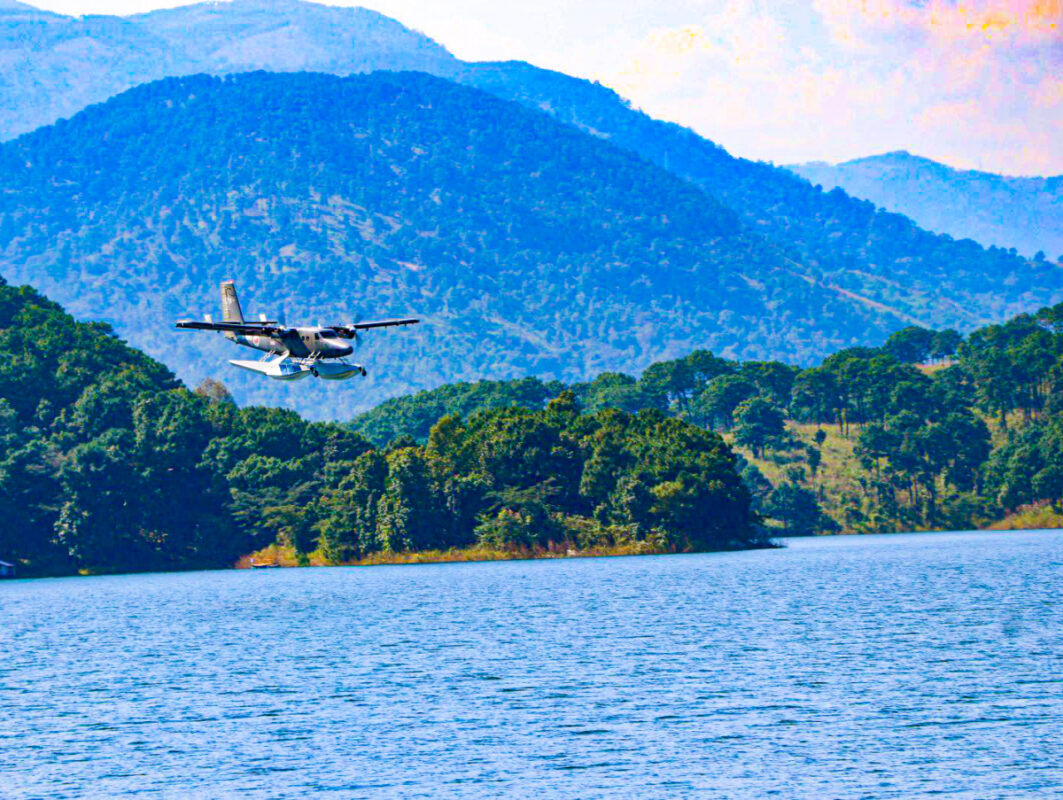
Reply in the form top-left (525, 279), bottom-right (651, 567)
top-left (0, 0), bottom-right (1059, 417)
top-left (451, 62), bottom-right (1058, 328)
top-left (0, 71), bottom-right (900, 416)
top-left (788, 152), bottom-right (1062, 260)
top-left (2, 0), bottom-right (1057, 273)
top-left (0, 0), bottom-right (456, 141)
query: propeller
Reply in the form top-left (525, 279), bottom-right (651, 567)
top-left (347, 320), bottom-right (364, 349)
top-left (275, 307), bottom-right (294, 336)
top-left (338, 311), bottom-right (364, 347)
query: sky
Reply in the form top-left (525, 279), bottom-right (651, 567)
top-left (29, 0), bottom-right (1063, 175)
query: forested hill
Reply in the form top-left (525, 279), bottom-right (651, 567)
top-left (353, 303), bottom-right (1063, 537)
top-left (1, 0), bottom-right (1057, 337)
top-left (0, 70), bottom-right (900, 418)
top-left (0, 276), bottom-right (764, 577)
top-left (788, 152), bottom-right (1063, 260)
top-left (454, 62), bottom-right (1061, 330)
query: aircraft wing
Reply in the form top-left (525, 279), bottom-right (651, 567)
top-left (175, 319), bottom-right (283, 335)
top-left (332, 318), bottom-right (420, 337)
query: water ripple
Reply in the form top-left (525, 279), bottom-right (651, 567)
top-left (1, 529), bottom-right (1061, 799)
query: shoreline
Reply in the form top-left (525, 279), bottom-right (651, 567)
top-left (233, 520), bottom-right (1063, 570)
top-left (236, 539), bottom-right (780, 570)
top-left (5, 526), bottom-right (1059, 579)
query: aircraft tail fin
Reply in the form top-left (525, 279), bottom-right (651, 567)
top-left (220, 280), bottom-right (245, 323)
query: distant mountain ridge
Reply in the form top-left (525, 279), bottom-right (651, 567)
top-left (787, 152), bottom-right (1063, 259)
top-left (452, 62), bottom-right (1061, 329)
top-left (0, 0), bottom-right (457, 140)
top-left (0, 71), bottom-right (897, 418)
top-left (132, 0), bottom-right (456, 75)
top-left (0, 0), bottom-right (1060, 420)
top-left (0, 0), bottom-right (1055, 334)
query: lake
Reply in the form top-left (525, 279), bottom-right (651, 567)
top-left (2, 530), bottom-right (1061, 798)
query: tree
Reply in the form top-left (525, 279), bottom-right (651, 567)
top-left (930, 329), bottom-right (963, 361)
top-left (790, 367), bottom-right (842, 428)
top-left (578, 372), bottom-right (648, 413)
top-left (376, 447), bottom-right (445, 552)
top-left (692, 374), bottom-right (756, 430)
top-left (638, 351), bottom-right (734, 413)
top-left (316, 449), bottom-right (389, 561)
top-left (55, 429), bottom-right (148, 572)
top-left (733, 397), bottom-right (788, 458)
top-left (475, 482), bottom-right (561, 549)
top-left (132, 390), bottom-right (236, 567)
top-left (805, 445), bottom-right (822, 479)
top-left (194, 378), bottom-right (234, 405)
top-left (262, 503), bottom-right (318, 561)
top-left (764, 483), bottom-right (830, 535)
top-left (739, 361), bottom-right (800, 406)
top-left (884, 326), bottom-right (936, 363)
top-left (1032, 465), bottom-right (1063, 504)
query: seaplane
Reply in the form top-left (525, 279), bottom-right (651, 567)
top-left (175, 280), bottom-right (419, 381)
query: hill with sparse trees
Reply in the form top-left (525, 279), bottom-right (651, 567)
top-left (354, 302), bottom-right (1063, 537)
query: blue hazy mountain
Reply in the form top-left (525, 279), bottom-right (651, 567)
top-left (452, 62), bottom-right (1060, 330)
top-left (787, 152), bottom-right (1063, 259)
top-left (0, 0), bottom-right (1059, 418)
top-left (0, 0), bottom-right (457, 141)
top-left (0, 0), bottom-right (1054, 332)
top-left (132, 0), bottom-right (457, 75)
top-left (0, 71), bottom-right (897, 417)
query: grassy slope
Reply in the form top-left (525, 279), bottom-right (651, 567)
top-left (729, 412), bottom-right (1061, 534)
top-left (986, 503), bottom-right (1063, 531)
top-left (726, 422), bottom-right (883, 534)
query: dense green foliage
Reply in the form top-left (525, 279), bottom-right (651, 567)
top-left (788, 152), bottom-right (1062, 260)
top-left (0, 278), bottom-right (762, 576)
top-left (317, 395), bottom-right (762, 562)
top-left (0, 70), bottom-right (901, 418)
top-left (0, 278), bottom-right (380, 574)
top-left (352, 377), bottom-right (565, 447)
top-left (355, 302), bottom-right (1063, 534)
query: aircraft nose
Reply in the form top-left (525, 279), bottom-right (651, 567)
top-left (338, 344), bottom-right (353, 357)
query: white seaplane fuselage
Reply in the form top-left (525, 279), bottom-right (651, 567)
top-left (227, 327), bottom-right (364, 381)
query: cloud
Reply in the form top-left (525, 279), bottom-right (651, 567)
top-left (596, 0), bottom-right (1062, 175)
top-left (816, 0), bottom-right (1060, 49)
top-left (32, 0), bottom-right (1060, 173)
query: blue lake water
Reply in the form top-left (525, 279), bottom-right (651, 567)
top-left (2, 529), bottom-right (1062, 799)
